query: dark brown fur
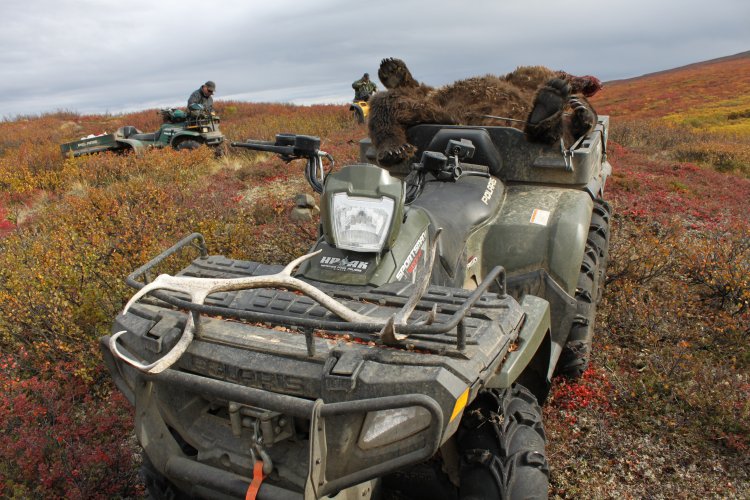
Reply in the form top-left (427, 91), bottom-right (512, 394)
top-left (368, 58), bottom-right (600, 166)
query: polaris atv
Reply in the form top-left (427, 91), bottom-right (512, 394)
top-left (102, 118), bottom-right (611, 499)
top-left (60, 105), bottom-right (225, 157)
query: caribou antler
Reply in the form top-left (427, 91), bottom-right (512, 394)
top-left (109, 250), bottom-right (389, 374)
top-left (111, 230), bottom-right (442, 373)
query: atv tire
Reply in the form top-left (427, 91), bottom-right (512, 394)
top-left (174, 139), bottom-right (202, 151)
top-left (555, 242), bottom-right (599, 379)
top-left (588, 200), bottom-right (611, 304)
top-left (213, 142), bottom-right (228, 158)
top-left (351, 104), bottom-right (365, 124)
top-left (457, 385), bottom-right (549, 500)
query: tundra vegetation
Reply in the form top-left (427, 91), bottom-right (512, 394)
top-left (1, 54), bottom-right (749, 498)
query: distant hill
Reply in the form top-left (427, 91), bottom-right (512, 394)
top-left (591, 51), bottom-right (750, 122)
top-left (607, 51), bottom-right (750, 84)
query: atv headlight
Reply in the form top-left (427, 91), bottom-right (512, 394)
top-left (358, 406), bottom-right (432, 450)
top-left (331, 193), bottom-right (394, 252)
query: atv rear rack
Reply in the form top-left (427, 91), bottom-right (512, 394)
top-left (124, 233), bottom-right (513, 353)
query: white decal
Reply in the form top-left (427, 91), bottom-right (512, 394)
top-left (481, 178), bottom-right (497, 205)
top-left (467, 256), bottom-right (478, 269)
top-left (396, 230), bottom-right (428, 280)
top-left (320, 256), bottom-right (369, 273)
top-left (530, 209), bottom-right (550, 226)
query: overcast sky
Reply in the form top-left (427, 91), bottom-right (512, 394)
top-left (1, 0), bottom-right (748, 119)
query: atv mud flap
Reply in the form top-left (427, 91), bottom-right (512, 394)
top-left (128, 366), bottom-right (443, 499)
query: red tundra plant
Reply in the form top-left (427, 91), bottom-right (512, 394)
top-left (0, 347), bottom-right (141, 498)
top-left (606, 140), bottom-right (750, 228)
top-left (548, 365), bottom-right (614, 413)
top-left (0, 197), bottom-right (15, 236)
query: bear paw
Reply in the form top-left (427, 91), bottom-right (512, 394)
top-left (527, 78), bottom-right (570, 125)
top-left (524, 78), bottom-right (571, 144)
top-left (378, 58), bottom-right (415, 90)
top-left (377, 142), bottom-right (417, 166)
top-left (569, 97), bottom-right (597, 140)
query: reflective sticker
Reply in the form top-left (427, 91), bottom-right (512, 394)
top-left (530, 209), bottom-right (550, 226)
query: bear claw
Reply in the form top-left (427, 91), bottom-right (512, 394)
top-left (377, 143), bottom-right (416, 166)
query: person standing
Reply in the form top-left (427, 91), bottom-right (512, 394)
top-left (352, 73), bottom-right (377, 102)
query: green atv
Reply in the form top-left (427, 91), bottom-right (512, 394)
top-left (102, 117), bottom-right (611, 499)
top-left (60, 105), bottom-right (225, 157)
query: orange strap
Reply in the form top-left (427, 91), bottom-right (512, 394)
top-left (245, 460), bottom-right (266, 500)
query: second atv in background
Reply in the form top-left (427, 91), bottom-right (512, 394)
top-left (60, 104), bottom-right (225, 157)
top-left (349, 100), bottom-right (369, 124)
top-left (350, 72), bottom-right (377, 124)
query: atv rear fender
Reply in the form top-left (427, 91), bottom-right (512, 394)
top-left (481, 186), bottom-right (593, 296)
top-left (116, 138), bottom-right (147, 154)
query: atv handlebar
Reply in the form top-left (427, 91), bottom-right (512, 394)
top-left (405, 139), bottom-right (490, 204)
top-left (231, 133), bottom-right (321, 159)
top-left (231, 134), bottom-right (333, 193)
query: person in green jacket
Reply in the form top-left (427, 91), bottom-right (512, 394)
top-left (352, 73), bottom-right (377, 102)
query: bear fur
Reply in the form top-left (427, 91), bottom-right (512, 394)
top-left (367, 58), bottom-right (601, 166)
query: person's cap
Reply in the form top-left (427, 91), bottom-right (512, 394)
top-left (204, 81), bottom-right (216, 90)
top-left (363, 73), bottom-right (369, 78)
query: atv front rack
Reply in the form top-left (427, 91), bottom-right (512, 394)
top-left (121, 233), bottom-right (515, 358)
top-left (106, 234), bottom-right (544, 499)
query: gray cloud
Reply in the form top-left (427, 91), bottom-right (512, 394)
top-left (1, 0), bottom-right (748, 118)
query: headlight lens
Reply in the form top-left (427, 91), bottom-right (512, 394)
top-left (358, 406), bottom-right (431, 450)
top-left (331, 193), bottom-right (394, 252)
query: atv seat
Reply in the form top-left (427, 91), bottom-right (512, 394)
top-left (406, 122), bottom-right (608, 188)
top-left (408, 126), bottom-right (504, 177)
top-left (119, 126), bottom-right (142, 139)
top-left (412, 174), bottom-right (503, 279)
top-left (129, 131), bottom-right (160, 142)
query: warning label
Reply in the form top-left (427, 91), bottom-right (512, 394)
top-left (530, 209), bottom-right (550, 226)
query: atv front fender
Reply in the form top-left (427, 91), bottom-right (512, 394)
top-left (487, 294), bottom-right (551, 390)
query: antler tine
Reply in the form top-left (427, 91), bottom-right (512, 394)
top-left (109, 312), bottom-right (197, 374)
top-left (281, 249), bottom-right (321, 275)
top-left (122, 274), bottom-right (209, 315)
top-left (395, 228), bottom-right (441, 324)
top-left (379, 228), bottom-right (441, 344)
